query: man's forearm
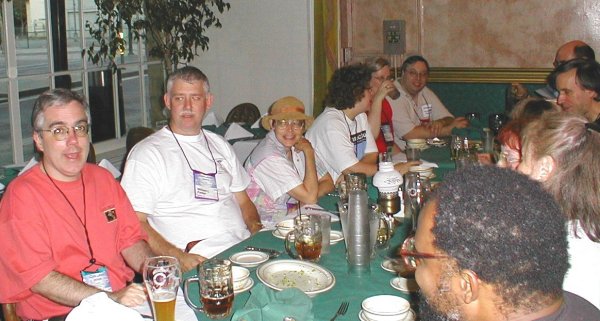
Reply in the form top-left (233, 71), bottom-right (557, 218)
top-left (31, 271), bottom-right (101, 307)
top-left (121, 240), bottom-right (155, 274)
top-left (138, 218), bottom-right (184, 258)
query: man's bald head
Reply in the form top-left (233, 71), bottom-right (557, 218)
top-left (554, 40), bottom-right (595, 68)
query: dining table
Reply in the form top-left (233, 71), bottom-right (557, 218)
top-left (181, 142), bottom-right (462, 321)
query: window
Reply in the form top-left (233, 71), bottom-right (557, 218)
top-left (0, 0), bottom-right (163, 166)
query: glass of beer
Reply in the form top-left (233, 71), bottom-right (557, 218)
top-left (284, 214), bottom-right (323, 262)
top-left (183, 259), bottom-right (234, 319)
top-left (143, 256), bottom-right (181, 321)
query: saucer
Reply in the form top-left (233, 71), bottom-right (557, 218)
top-left (390, 277), bottom-right (419, 293)
top-left (229, 251), bottom-right (269, 268)
top-left (359, 309), bottom-right (415, 321)
top-left (329, 230), bottom-right (344, 244)
top-left (234, 278), bottom-right (254, 294)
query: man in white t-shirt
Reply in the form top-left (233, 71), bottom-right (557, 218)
top-left (306, 64), bottom-right (417, 183)
top-left (121, 66), bottom-right (261, 272)
top-left (390, 55), bottom-right (468, 149)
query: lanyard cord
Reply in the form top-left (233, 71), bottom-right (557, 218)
top-left (410, 92), bottom-right (431, 121)
top-left (42, 162), bottom-right (96, 266)
top-left (168, 126), bottom-right (218, 174)
top-left (342, 110), bottom-right (358, 156)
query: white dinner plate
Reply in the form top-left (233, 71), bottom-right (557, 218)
top-left (256, 259), bottom-right (335, 297)
top-left (329, 230), bottom-right (344, 244)
top-left (359, 309), bottom-right (416, 321)
top-left (229, 251), bottom-right (269, 268)
top-left (234, 278), bottom-right (254, 294)
top-left (390, 277), bottom-right (419, 293)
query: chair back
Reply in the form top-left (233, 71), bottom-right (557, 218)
top-left (225, 103), bottom-right (261, 125)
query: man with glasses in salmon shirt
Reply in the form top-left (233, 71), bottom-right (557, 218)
top-left (0, 89), bottom-right (153, 321)
top-left (402, 166), bottom-right (600, 320)
top-left (389, 55), bottom-right (468, 149)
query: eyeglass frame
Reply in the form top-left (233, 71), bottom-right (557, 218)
top-left (399, 235), bottom-right (448, 268)
top-left (272, 119), bottom-right (305, 130)
top-left (405, 69), bottom-right (429, 79)
top-left (37, 123), bottom-right (90, 141)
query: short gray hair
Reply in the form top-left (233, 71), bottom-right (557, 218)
top-left (166, 66), bottom-right (210, 94)
top-left (31, 88), bottom-right (90, 131)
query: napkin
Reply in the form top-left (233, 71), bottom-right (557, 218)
top-left (18, 157), bottom-right (38, 176)
top-left (66, 292), bottom-right (143, 321)
top-left (224, 123), bottom-right (254, 140)
top-left (251, 113), bottom-right (267, 129)
top-left (203, 110), bottom-right (223, 126)
top-left (231, 284), bottom-right (314, 321)
top-left (98, 159), bottom-right (121, 178)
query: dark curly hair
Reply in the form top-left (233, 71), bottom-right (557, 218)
top-left (324, 64), bottom-right (374, 110)
top-left (432, 166), bottom-right (568, 311)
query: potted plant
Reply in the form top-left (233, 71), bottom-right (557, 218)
top-left (83, 0), bottom-right (231, 72)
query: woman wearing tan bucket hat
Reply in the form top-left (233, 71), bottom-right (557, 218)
top-left (245, 96), bottom-right (334, 223)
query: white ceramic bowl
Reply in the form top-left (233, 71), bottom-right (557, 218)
top-left (275, 219), bottom-right (294, 235)
top-left (232, 266), bottom-right (250, 290)
top-left (362, 295), bottom-right (410, 320)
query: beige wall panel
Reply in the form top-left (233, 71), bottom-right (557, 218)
top-left (349, 0), bottom-right (600, 68)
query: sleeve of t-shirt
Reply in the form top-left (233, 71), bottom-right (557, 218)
top-left (318, 116), bottom-right (360, 174)
top-left (0, 185), bottom-right (56, 301)
top-left (120, 146), bottom-right (164, 216)
top-left (252, 156), bottom-right (302, 201)
top-left (360, 113), bottom-right (378, 155)
top-left (110, 176), bottom-right (148, 252)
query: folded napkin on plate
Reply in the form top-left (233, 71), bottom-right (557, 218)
top-left (297, 205), bottom-right (340, 222)
top-left (224, 123), bottom-right (254, 140)
top-left (231, 284), bottom-right (314, 321)
top-left (19, 157), bottom-right (38, 176)
top-left (66, 292), bottom-right (143, 321)
top-left (204, 110), bottom-right (223, 127)
top-left (251, 113), bottom-right (267, 129)
top-left (98, 159), bottom-right (121, 178)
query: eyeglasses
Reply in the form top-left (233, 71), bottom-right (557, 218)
top-left (274, 119), bottom-right (305, 130)
top-left (406, 70), bottom-right (429, 79)
top-left (38, 124), bottom-right (89, 141)
top-left (399, 235), bottom-right (448, 268)
top-left (373, 75), bottom-right (393, 82)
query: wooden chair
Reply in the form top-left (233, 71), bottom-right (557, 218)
top-left (225, 103), bottom-right (261, 125)
top-left (120, 126), bottom-right (156, 174)
top-left (2, 303), bottom-right (19, 321)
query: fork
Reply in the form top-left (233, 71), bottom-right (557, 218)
top-left (330, 301), bottom-right (349, 321)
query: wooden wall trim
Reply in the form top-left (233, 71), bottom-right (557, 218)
top-left (426, 67), bottom-right (552, 84)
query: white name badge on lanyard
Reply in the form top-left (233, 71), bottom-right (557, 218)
top-left (81, 266), bottom-right (113, 291)
top-left (420, 104), bottom-right (432, 118)
top-left (193, 169), bottom-right (219, 201)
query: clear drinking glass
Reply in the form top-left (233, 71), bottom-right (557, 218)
top-left (143, 256), bottom-right (181, 321)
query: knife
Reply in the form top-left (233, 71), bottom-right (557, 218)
top-left (245, 246), bottom-right (282, 258)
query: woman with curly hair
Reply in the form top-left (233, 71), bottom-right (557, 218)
top-left (518, 112), bottom-right (600, 309)
top-left (305, 64), bottom-right (418, 183)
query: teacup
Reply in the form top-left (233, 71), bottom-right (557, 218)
top-left (284, 214), bottom-right (323, 262)
top-left (232, 266), bottom-right (250, 291)
top-left (362, 295), bottom-right (410, 321)
top-left (275, 219), bottom-right (295, 236)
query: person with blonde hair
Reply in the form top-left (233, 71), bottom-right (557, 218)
top-left (518, 112), bottom-right (600, 309)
